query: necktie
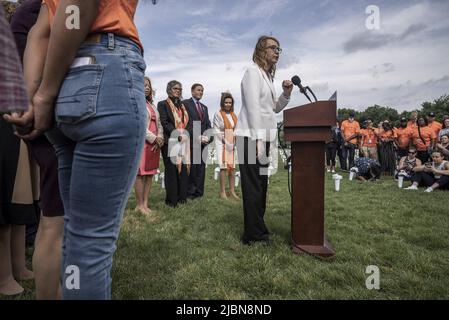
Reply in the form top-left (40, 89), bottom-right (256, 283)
top-left (196, 102), bottom-right (204, 121)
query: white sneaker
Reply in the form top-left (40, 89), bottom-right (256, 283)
top-left (404, 185), bottom-right (418, 190)
top-left (327, 169), bottom-right (331, 173)
top-left (331, 169), bottom-right (336, 173)
top-left (424, 187), bottom-right (434, 193)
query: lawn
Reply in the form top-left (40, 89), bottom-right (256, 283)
top-left (4, 161), bottom-right (449, 300)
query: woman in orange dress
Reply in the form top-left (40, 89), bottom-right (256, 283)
top-left (213, 92), bottom-right (239, 200)
top-left (135, 77), bottom-right (164, 215)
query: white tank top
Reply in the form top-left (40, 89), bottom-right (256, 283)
top-left (433, 161), bottom-right (448, 179)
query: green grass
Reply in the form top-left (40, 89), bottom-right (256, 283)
top-left (4, 163), bottom-right (449, 300)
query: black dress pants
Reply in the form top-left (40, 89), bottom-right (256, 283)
top-left (162, 149), bottom-right (188, 207)
top-left (412, 172), bottom-right (449, 189)
top-left (325, 143), bottom-right (337, 167)
top-left (237, 137), bottom-right (270, 244)
top-left (187, 162), bottom-right (206, 199)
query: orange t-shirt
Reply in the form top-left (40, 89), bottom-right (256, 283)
top-left (341, 120), bottom-right (360, 144)
top-left (378, 128), bottom-right (397, 142)
top-left (407, 121), bottom-right (417, 131)
top-left (411, 126), bottom-right (437, 151)
top-left (394, 127), bottom-right (412, 149)
top-left (42, 0), bottom-right (143, 51)
top-left (428, 121), bottom-right (442, 137)
top-left (360, 128), bottom-right (378, 147)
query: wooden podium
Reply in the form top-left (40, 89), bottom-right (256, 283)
top-left (283, 100), bottom-right (336, 258)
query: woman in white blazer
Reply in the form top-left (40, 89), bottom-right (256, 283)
top-left (235, 36), bottom-right (293, 245)
top-left (134, 77), bottom-right (164, 216)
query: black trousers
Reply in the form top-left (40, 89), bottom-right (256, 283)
top-left (396, 148), bottom-right (408, 160)
top-left (412, 172), bottom-right (449, 189)
top-left (237, 137), bottom-right (270, 243)
top-left (417, 151), bottom-right (430, 164)
top-left (325, 143), bottom-right (337, 167)
top-left (162, 149), bottom-right (188, 207)
top-left (337, 145), bottom-right (345, 169)
top-left (342, 143), bottom-right (356, 170)
top-left (187, 162), bottom-right (206, 199)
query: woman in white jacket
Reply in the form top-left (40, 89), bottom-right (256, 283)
top-left (235, 35), bottom-right (293, 245)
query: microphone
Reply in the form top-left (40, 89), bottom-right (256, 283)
top-left (291, 75), bottom-right (312, 103)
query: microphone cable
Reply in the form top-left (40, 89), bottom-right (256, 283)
top-left (277, 122), bottom-right (292, 198)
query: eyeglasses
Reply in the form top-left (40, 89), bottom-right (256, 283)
top-left (266, 45), bottom-right (282, 54)
top-left (172, 87), bottom-right (182, 91)
top-left (408, 151), bottom-right (416, 154)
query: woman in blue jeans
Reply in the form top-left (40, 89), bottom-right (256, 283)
top-left (6, 1), bottom-right (146, 300)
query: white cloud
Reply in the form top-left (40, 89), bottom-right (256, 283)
top-left (139, 0), bottom-right (449, 118)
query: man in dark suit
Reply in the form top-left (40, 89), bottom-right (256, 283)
top-left (183, 83), bottom-right (213, 199)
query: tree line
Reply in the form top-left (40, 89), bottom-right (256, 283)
top-left (337, 94), bottom-right (449, 126)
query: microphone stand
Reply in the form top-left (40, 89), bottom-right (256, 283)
top-left (299, 87), bottom-right (312, 103)
top-left (305, 86), bottom-right (318, 102)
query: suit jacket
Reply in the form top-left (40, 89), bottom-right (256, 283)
top-left (235, 64), bottom-right (290, 142)
top-left (183, 98), bottom-right (213, 146)
top-left (157, 99), bottom-right (192, 155)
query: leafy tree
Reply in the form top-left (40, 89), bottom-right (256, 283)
top-left (421, 95), bottom-right (449, 121)
top-left (337, 108), bottom-right (359, 122)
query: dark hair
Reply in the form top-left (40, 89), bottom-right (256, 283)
top-left (220, 92), bottom-right (234, 112)
top-left (417, 117), bottom-right (428, 126)
top-left (166, 80), bottom-right (182, 96)
top-left (191, 83), bottom-right (203, 91)
top-left (370, 163), bottom-right (382, 180)
top-left (431, 149), bottom-right (443, 157)
top-left (443, 118), bottom-right (449, 129)
top-left (144, 76), bottom-right (154, 103)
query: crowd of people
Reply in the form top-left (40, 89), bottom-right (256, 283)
top-left (325, 112), bottom-right (449, 191)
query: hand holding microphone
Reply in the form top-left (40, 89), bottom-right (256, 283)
top-left (282, 80), bottom-right (294, 98)
top-left (291, 75), bottom-right (317, 103)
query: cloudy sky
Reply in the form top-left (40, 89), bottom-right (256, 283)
top-left (135, 0), bottom-right (449, 118)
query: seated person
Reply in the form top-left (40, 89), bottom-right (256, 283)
top-left (354, 157), bottom-right (382, 182)
top-left (436, 134), bottom-right (449, 160)
top-left (396, 147), bottom-right (422, 180)
top-left (405, 150), bottom-right (449, 192)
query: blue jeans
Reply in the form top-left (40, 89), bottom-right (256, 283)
top-left (46, 34), bottom-right (147, 300)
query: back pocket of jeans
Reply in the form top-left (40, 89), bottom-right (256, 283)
top-left (55, 64), bottom-right (105, 125)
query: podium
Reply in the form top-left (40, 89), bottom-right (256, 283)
top-left (283, 100), bottom-right (336, 258)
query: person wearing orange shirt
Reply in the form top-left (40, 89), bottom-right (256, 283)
top-left (411, 117), bottom-right (437, 164)
top-left (5, 0), bottom-right (147, 300)
top-left (358, 118), bottom-right (378, 160)
top-left (377, 120), bottom-right (397, 175)
top-left (340, 113), bottom-right (360, 170)
top-left (394, 117), bottom-right (413, 159)
top-left (427, 112), bottom-right (442, 137)
top-left (407, 111), bottom-right (418, 131)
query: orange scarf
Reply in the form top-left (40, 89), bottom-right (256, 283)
top-left (220, 111), bottom-right (238, 171)
top-left (167, 98), bottom-right (190, 174)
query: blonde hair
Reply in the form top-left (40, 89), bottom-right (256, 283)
top-left (252, 35), bottom-right (280, 79)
